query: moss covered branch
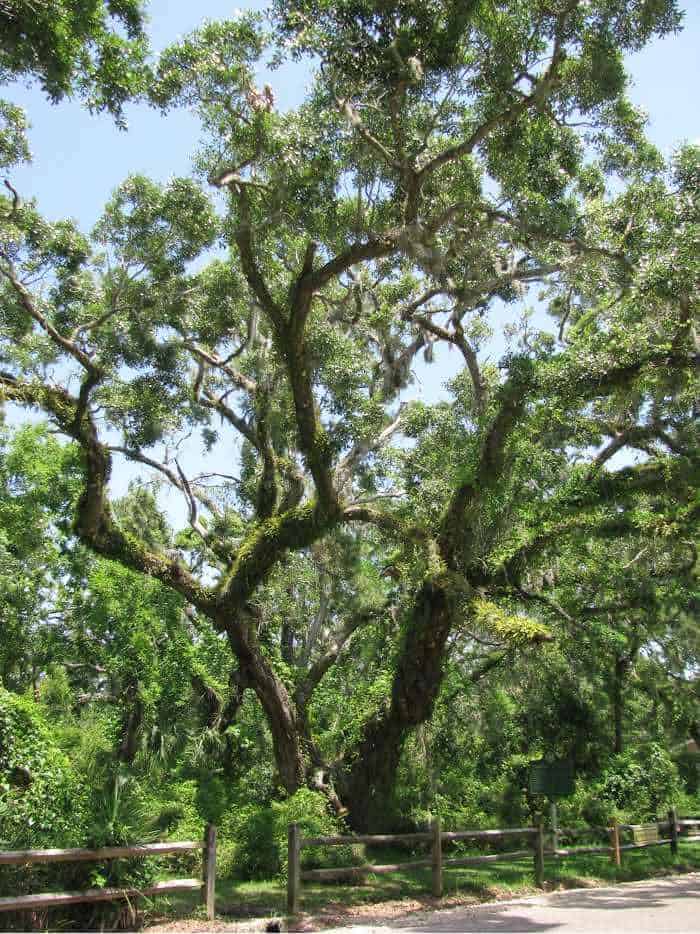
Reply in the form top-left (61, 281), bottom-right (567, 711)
top-left (0, 374), bottom-right (220, 615)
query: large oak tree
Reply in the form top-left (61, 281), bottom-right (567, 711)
top-left (1, 0), bottom-right (697, 827)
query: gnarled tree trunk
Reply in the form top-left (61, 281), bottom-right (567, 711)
top-left (336, 579), bottom-right (454, 830)
top-left (612, 654), bottom-right (627, 755)
top-left (222, 615), bottom-right (307, 794)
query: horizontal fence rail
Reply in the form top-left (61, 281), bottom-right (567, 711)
top-left (0, 879), bottom-right (201, 912)
top-left (301, 832), bottom-right (430, 846)
top-left (0, 825), bottom-right (217, 920)
top-left (677, 819), bottom-right (700, 842)
top-left (301, 858), bottom-right (432, 881)
top-left (553, 845), bottom-right (611, 856)
top-left (442, 849), bottom-right (534, 868)
top-left (618, 840), bottom-right (672, 852)
top-left (0, 841), bottom-right (201, 866)
top-left (556, 826), bottom-right (609, 835)
top-left (441, 828), bottom-right (537, 841)
top-left (287, 818), bottom-right (546, 913)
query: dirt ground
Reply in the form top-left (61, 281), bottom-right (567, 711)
top-left (145, 877), bottom-right (601, 932)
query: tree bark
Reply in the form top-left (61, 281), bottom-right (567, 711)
top-left (222, 614), bottom-right (307, 794)
top-left (337, 579), bottom-right (454, 830)
top-left (117, 681), bottom-right (143, 765)
top-left (612, 655), bottom-right (627, 755)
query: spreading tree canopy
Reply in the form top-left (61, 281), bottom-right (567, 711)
top-left (0, 0), bottom-right (147, 118)
top-left (1, 0), bottom-right (697, 828)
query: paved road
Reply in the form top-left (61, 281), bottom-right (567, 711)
top-left (321, 874), bottom-right (700, 933)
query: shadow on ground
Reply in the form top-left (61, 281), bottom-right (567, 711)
top-left (375, 876), bottom-right (700, 933)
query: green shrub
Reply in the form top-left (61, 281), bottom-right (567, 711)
top-left (672, 789), bottom-right (700, 820)
top-left (0, 690), bottom-right (162, 929)
top-left (556, 744), bottom-right (684, 827)
top-left (556, 779), bottom-right (612, 828)
top-left (676, 749), bottom-right (700, 796)
top-left (0, 688), bottom-right (88, 850)
top-left (231, 789), bottom-right (360, 880)
top-left (596, 744), bottom-right (682, 820)
top-left (230, 802), bottom-right (280, 879)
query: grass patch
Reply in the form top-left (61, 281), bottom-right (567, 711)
top-left (544, 841), bottom-right (700, 890)
top-left (143, 840), bottom-right (700, 928)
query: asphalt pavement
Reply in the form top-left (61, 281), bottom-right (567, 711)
top-left (320, 873), bottom-right (700, 933)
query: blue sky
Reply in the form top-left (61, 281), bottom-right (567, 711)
top-left (3, 2), bottom-right (699, 516)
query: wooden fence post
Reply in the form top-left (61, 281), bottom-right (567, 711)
top-left (202, 823), bottom-right (217, 921)
top-left (431, 817), bottom-right (443, 898)
top-left (287, 823), bottom-right (301, 916)
top-left (609, 818), bottom-right (621, 867)
top-left (668, 808), bottom-right (678, 857)
top-left (534, 817), bottom-right (545, 889)
top-left (550, 800), bottom-right (559, 856)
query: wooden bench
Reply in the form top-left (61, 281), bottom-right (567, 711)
top-left (631, 823), bottom-right (659, 845)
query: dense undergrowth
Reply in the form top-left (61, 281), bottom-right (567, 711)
top-left (2, 679), bottom-right (698, 931)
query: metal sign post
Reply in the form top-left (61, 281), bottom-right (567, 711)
top-left (529, 760), bottom-right (572, 861)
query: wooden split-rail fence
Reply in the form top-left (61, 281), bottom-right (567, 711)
top-left (287, 810), bottom-right (700, 914)
top-left (2, 813), bottom-right (698, 920)
top-left (0, 824), bottom-right (217, 920)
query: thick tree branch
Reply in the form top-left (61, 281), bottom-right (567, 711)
top-left (309, 235), bottom-right (399, 292)
top-left (0, 374), bottom-right (219, 615)
top-left (230, 184), bottom-right (286, 329)
top-left (219, 502), bottom-right (333, 611)
top-left (2, 179), bottom-right (20, 219)
top-left (254, 388), bottom-right (280, 519)
top-left (343, 504), bottom-right (434, 548)
top-left (440, 361), bottom-right (533, 557)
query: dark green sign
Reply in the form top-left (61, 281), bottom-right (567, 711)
top-left (529, 759), bottom-right (574, 797)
